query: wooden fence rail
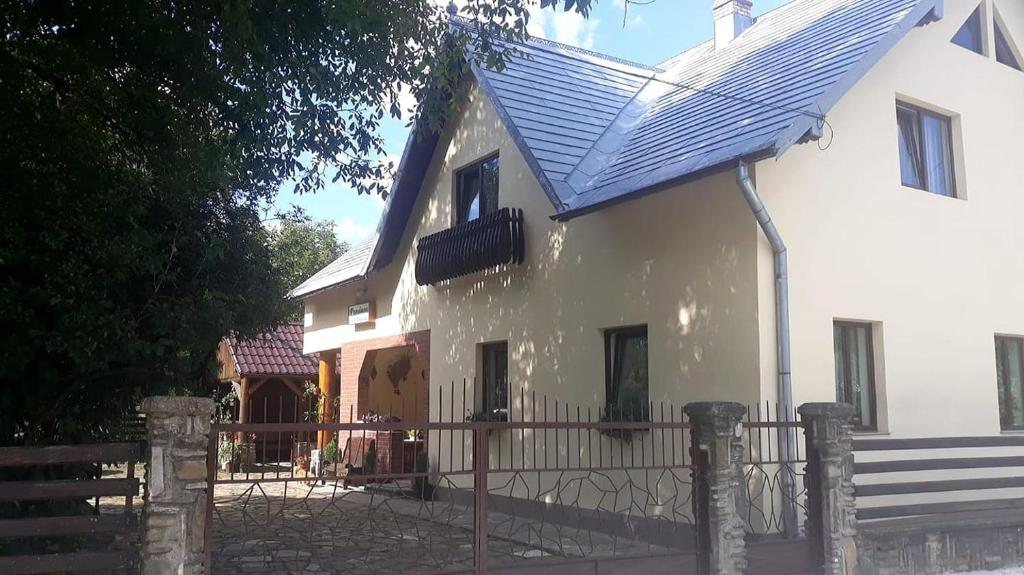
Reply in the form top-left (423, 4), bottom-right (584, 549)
top-left (0, 441), bottom-right (144, 574)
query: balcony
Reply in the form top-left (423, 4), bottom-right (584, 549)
top-left (415, 207), bottom-right (525, 286)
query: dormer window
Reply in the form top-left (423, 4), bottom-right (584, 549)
top-left (455, 155), bottom-right (499, 224)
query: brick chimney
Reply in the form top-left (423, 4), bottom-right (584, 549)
top-left (714, 0), bottom-right (753, 49)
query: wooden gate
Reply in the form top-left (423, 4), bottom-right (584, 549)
top-left (0, 442), bottom-right (144, 573)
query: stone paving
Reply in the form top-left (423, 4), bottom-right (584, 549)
top-left (209, 475), bottom-right (686, 574)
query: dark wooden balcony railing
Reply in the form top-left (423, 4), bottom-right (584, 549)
top-left (415, 207), bottom-right (525, 286)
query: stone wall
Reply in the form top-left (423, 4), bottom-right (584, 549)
top-left (859, 512), bottom-right (1024, 575)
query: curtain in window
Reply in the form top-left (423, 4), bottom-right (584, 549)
top-left (921, 114), bottom-right (954, 197)
top-left (483, 343), bottom-right (508, 413)
top-left (480, 157), bottom-right (499, 216)
top-left (610, 331), bottom-right (649, 418)
top-left (897, 107), bottom-right (924, 189)
top-left (834, 323), bottom-right (876, 430)
top-left (458, 170), bottom-right (481, 223)
top-left (997, 337), bottom-right (1024, 428)
top-left (849, 327), bottom-right (874, 429)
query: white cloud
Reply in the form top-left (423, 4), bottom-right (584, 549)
top-left (335, 217), bottom-right (375, 244)
top-left (527, 5), bottom-right (550, 39)
top-left (435, 0), bottom-right (600, 51)
top-left (528, 4), bottom-right (599, 50)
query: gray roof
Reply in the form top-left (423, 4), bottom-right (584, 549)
top-left (288, 234), bottom-right (377, 299)
top-left (295, 0), bottom-right (943, 297)
top-left (472, 0), bottom-right (941, 218)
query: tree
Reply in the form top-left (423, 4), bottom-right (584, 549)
top-left (269, 217), bottom-right (348, 320)
top-left (0, 0), bottom-right (592, 445)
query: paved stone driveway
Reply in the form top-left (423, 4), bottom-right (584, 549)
top-left (210, 478), bottom-right (681, 574)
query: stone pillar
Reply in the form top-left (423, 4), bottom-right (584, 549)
top-left (799, 402), bottom-right (857, 575)
top-left (140, 396), bottom-right (216, 575)
top-left (685, 401), bottom-right (748, 575)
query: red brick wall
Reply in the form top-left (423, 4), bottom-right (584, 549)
top-left (338, 330), bottom-right (430, 423)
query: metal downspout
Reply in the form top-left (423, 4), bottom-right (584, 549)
top-left (736, 161), bottom-right (799, 536)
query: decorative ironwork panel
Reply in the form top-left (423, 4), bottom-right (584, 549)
top-left (205, 390), bottom-right (814, 574)
top-left (414, 207), bottom-right (525, 286)
top-left (211, 475), bottom-right (480, 575)
top-left (740, 404), bottom-right (808, 539)
top-left (486, 468), bottom-right (696, 565)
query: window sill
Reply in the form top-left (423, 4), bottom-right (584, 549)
top-left (899, 184), bottom-right (963, 201)
top-left (853, 430), bottom-right (890, 437)
top-left (1000, 429), bottom-right (1024, 435)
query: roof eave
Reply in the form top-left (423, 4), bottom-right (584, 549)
top-left (772, 0), bottom-right (946, 157)
top-left (551, 148), bottom-right (776, 222)
top-left (287, 273), bottom-right (368, 301)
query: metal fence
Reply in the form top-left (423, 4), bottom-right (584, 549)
top-left (206, 388), bottom-right (808, 575)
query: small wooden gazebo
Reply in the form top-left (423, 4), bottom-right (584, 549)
top-left (217, 323), bottom-right (336, 456)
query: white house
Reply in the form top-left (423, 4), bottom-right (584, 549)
top-left (291, 0), bottom-right (1024, 443)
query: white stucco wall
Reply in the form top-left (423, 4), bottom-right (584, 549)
top-left (756, 0), bottom-right (1024, 438)
top-left (304, 0), bottom-right (1024, 444)
top-left (305, 82), bottom-right (763, 418)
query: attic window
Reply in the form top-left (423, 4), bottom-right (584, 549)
top-left (896, 102), bottom-right (957, 198)
top-left (455, 155), bottom-right (499, 225)
top-left (952, 6), bottom-right (984, 55)
top-left (995, 18), bottom-right (1023, 71)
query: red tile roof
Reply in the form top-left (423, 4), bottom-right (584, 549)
top-left (226, 323), bottom-right (318, 377)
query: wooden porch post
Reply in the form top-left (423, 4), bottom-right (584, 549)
top-left (318, 350), bottom-right (338, 449)
top-left (236, 377), bottom-right (249, 442)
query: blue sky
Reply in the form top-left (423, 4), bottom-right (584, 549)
top-left (273, 0), bottom-right (789, 246)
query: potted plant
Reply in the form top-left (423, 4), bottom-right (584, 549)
top-left (321, 438), bottom-right (338, 477)
top-left (218, 442), bottom-right (236, 473)
top-left (599, 404), bottom-right (649, 442)
top-left (466, 409), bottom-right (508, 437)
top-left (386, 352), bottom-right (414, 396)
top-left (465, 409), bottom-right (508, 423)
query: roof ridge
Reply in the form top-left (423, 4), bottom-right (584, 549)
top-left (451, 17), bottom-right (659, 72)
top-left (562, 73), bottom-right (666, 194)
top-left (519, 34), bottom-right (660, 71)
